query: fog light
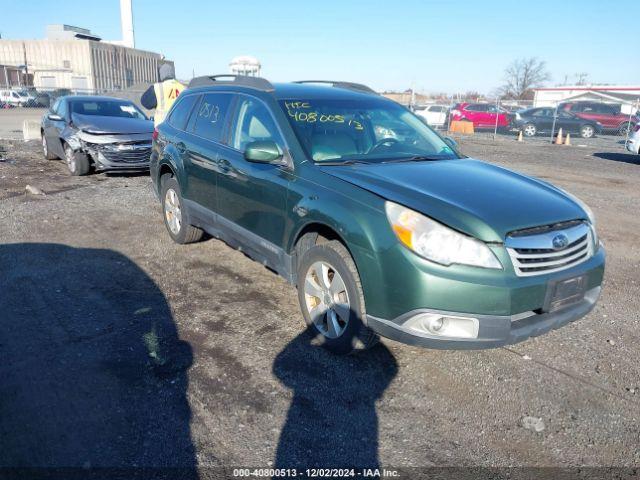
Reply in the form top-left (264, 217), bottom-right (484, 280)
top-left (424, 316), bottom-right (444, 333)
top-left (406, 312), bottom-right (480, 339)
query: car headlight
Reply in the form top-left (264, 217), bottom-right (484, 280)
top-left (385, 201), bottom-right (502, 269)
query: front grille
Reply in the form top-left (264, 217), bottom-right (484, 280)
top-left (506, 222), bottom-right (594, 277)
top-left (88, 141), bottom-right (152, 164)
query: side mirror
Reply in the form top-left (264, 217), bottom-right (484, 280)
top-left (443, 136), bottom-right (458, 150)
top-left (47, 113), bottom-right (63, 121)
top-left (244, 141), bottom-right (284, 164)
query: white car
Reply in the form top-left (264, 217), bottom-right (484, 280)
top-left (0, 89), bottom-right (36, 107)
top-left (414, 104), bottom-right (449, 127)
top-left (626, 124), bottom-right (640, 154)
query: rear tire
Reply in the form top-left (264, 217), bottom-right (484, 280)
top-left (42, 134), bottom-right (57, 160)
top-left (522, 123), bottom-right (537, 137)
top-left (296, 236), bottom-right (378, 355)
top-left (580, 124), bottom-right (595, 139)
top-left (618, 122), bottom-right (634, 136)
top-left (64, 144), bottom-right (90, 176)
top-left (160, 174), bottom-right (204, 244)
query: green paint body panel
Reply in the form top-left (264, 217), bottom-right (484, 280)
top-left (150, 81), bottom-right (606, 346)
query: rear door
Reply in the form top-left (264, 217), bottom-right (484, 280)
top-left (184, 92), bottom-right (233, 214)
top-left (216, 94), bottom-right (290, 253)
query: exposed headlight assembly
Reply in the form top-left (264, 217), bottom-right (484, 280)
top-left (385, 201), bottom-right (502, 269)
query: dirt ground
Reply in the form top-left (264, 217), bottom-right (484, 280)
top-left (0, 134), bottom-right (639, 476)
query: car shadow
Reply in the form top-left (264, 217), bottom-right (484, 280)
top-left (272, 327), bottom-right (398, 469)
top-left (593, 152), bottom-right (640, 165)
top-left (0, 243), bottom-right (197, 477)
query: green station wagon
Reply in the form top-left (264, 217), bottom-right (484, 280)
top-left (150, 75), bottom-right (605, 354)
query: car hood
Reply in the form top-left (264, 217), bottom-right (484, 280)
top-left (320, 159), bottom-right (587, 242)
top-left (71, 113), bottom-right (153, 135)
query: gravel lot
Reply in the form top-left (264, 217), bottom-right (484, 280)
top-left (1, 131), bottom-right (639, 475)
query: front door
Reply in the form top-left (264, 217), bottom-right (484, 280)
top-left (45, 98), bottom-right (67, 158)
top-left (216, 94), bottom-right (290, 252)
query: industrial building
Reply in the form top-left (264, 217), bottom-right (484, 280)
top-left (0, 0), bottom-right (173, 93)
top-left (533, 86), bottom-right (640, 114)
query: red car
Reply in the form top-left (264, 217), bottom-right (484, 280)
top-left (559, 102), bottom-right (637, 136)
top-left (450, 102), bottom-right (511, 129)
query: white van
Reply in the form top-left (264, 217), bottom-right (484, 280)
top-left (0, 89), bottom-right (35, 107)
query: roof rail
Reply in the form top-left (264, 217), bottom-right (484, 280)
top-left (188, 75), bottom-right (274, 92)
top-left (293, 80), bottom-right (378, 95)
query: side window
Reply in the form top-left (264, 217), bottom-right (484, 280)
top-left (51, 98), bottom-right (61, 113)
top-left (191, 93), bottom-right (232, 142)
top-left (231, 97), bottom-right (283, 151)
top-left (167, 94), bottom-right (198, 131)
top-left (430, 106), bottom-right (444, 112)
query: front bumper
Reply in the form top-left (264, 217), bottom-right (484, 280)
top-left (367, 285), bottom-right (601, 349)
top-left (357, 237), bottom-right (605, 349)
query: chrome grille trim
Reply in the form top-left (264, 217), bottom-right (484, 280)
top-left (506, 222), bottom-right (594, 277)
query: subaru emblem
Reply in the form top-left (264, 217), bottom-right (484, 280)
top-left (552, 233), bottom-right (569, 250)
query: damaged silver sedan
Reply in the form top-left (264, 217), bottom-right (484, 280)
top-left (41, 96), bottom-right (153, 175)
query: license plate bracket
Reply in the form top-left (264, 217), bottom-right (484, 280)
top-left (543, 274), bottom-right (588, 313)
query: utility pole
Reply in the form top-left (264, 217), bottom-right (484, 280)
top-left (22, 42), bottom-right (30, 86)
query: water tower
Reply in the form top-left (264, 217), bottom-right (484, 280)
top-left (229, 56), bottom-right (261, 77)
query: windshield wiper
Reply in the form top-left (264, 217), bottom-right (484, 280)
top-left (381, 155), bottom-right (450, 164)
top-left (317, 159), bottom-right (370, 166)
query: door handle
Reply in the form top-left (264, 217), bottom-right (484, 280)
top-left (217, 158), bottom-right (231, 173)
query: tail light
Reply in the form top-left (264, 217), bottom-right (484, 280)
top-left (152, 128), bottom-right (159, 141)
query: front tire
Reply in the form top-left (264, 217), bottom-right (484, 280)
top-left (160, 175), bottom-right (204, 244)
top-left (580, 124), bottom-right (595, 139)
top-left (296, 238), bottom-right (378, 354)
top-left (64, 144), bottom-right (90, 176)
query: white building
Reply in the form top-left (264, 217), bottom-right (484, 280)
top-left (533, 86), bottom-right (640, 114)
top-left (0, 24), bottom-right (172, 93)
top-left (229, 56), bottom-right (261, 77)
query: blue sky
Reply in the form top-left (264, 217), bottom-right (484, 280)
top-left (1, 0), bottom-right (638, 93)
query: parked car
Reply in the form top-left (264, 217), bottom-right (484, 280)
top-left (626, 124), bottom-right (640, 155)
top-left (559, 101), bottom-right (637, 136)
top-left (0, 89), bottom-right (36, 107)
top-left (41, 95), bottom-right (153, 175)
top-left (414, 104), bottom-right (449, 127)
top-left (450, 102), bottom-right (510, 129)
top-left (150, 76), bottom-right (604, 355)
top-left (512, 107), bottom-right (602, 138)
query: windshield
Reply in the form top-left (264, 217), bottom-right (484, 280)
top-left (279, 98), bottom-right (459, 163)
top-left (70, 100), bottom-right (147, 120)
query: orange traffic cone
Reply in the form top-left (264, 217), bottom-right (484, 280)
top-left (555, 128), bottom-right (563, 145)
top-left (517, 130), bottom-right (523, 142)
top-left (564, 133), bottom-right (571, 146)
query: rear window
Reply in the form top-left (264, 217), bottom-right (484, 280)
top-left (191, 93), bottom-right (232, 142)
top-left (167, 94), bottom-right (198, 131)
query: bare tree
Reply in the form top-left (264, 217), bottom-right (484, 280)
top-left (500, 57), bottom-right (551, 99)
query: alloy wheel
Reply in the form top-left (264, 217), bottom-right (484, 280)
top-left (523, 125), bottom-right (536, 136)
top-left (164, 188), bottom-right (182, 235)
top-left (581, 126), bottom-right (594, 138)
top-left (304, 261), bottom-right (350, 339)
